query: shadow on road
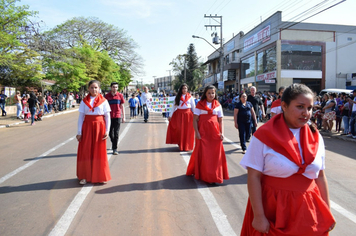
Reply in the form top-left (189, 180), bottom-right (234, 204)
top-left (23, 153), bottom-right (77, 161)
top-left (119, 147), bottom-right (183, 154)
top-left (0, 179), bottom-right (81, 194)
top-left (95, 173), bottom-right (247, 194)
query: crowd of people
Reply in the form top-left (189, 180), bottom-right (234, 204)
top-left (0, 90), bottom-right (82, 126)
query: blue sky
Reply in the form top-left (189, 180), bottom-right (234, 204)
top-left (19, 0), bottom-right (356, 84)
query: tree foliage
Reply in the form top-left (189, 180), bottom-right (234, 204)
top-left (170, 43), bottom-right (206, 92)
top-left (0, 0), bottom-right (43, 86)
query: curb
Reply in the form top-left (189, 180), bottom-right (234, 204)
top-left (0, 109), bottom-right (79, 129)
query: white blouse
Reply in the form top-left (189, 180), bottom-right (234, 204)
top-left (77, 97), bottom-right (111, 135)
top-left (240, 128), bottom-right (325, 179)
top-left (194, 102), bottom-right (224, 118)
top-left (270, 106), bottom-right (282, 115)
top-left (169, 94), bottom-right (196, 117)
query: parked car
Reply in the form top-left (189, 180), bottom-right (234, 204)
top-left (319, 88), bottom-right (353, 96)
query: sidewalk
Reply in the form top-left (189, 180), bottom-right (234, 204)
top-left (223, 108), bottom-right (356, 144)
top-left (0, 109), bottom-right (79, 129)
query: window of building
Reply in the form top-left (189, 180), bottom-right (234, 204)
top-left (241, 55), bottom-right (255, 78)
top-left (257, 46), bottom-right (276, 75)
top-left (281, 44), bottom-right (322, 70)
top-left (226, 54), bottom-right (230, 64)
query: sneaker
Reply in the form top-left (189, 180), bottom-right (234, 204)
top-left (113, 149), bottom-right (119, 155)
top-left (347, 134), bottom-right (352, 137)
top-left (79, 179), bottom-right (87, 185)
top-left (242, 150), bottom-right (246, 154)
top-left (352, 136), bottom-right (356, 139)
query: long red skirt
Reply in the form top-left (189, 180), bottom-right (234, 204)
top-left (77, 115), bottom-right (111, 183)
top-left (186, 114), bottom-right (229, 183)
top-left (241, 174), bottom-right (335, 236)
top-left (166, 109), bottom-right (194, 151)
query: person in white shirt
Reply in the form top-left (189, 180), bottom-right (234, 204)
top-left (166, 83), bottom-right (195, 151)
top-left (239, 83), bottom-right (335, 235)
top-left (76, 80), bottom-right (111, 185)
top-left (141, 86), bottom-right (152, 122)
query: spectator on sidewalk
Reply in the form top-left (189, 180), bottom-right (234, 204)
top-left (27, 92), bottom-right (38, 126)
top-left (321, 93), bottom-right (336, 132)
top-left (105, 82), bottom-right (125, 155)
top-left (247, 86), bottom-right (265, 141)
top-left (270, 86), bottom-right (285, 117)
top-left (0, 90), bottom-right (8, 116)
top-left (15, 91), bottom-right (22, 119)
top-left (347, 89), bottom-right (356, 139)
top-left (137, 92), bottom-right (143, 116)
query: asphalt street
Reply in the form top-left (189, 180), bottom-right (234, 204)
top-left (0, 107), bottom-right (355, 236)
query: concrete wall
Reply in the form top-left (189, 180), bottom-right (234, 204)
top-left (281, 30), bottom-right (334, 42)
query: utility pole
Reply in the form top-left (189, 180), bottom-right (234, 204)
top-left (204, 14), bottom-right (223, 90)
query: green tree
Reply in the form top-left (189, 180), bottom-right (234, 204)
top-left (0, 0), bottom-right (43, 86)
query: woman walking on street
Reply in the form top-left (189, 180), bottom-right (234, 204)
top-left (76, 80), bottom-right (111, 185)
top-left (234, 92), bottom-right (257, 154)
top-left (166, 83), bottom-right (195, 151)
top-left (186, 85), bottom-right (229, 184)
top-left (240, 83), bottom-right (335, 235)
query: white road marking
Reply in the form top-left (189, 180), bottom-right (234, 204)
top-left (48, 121), bottom-right (132, 236)
top-left (331, 200), bottom-right (356, 224)
top-left (0, 136), bottom-right (76, 185)
top-left (180, 152), bottom-right (237, 236)
top-left (164, 118), bottom-right (237, 235)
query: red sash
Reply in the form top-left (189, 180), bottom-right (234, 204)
top-left (180, 93), bottom-right (191, 107)
top-left (83, 93), bottom-right (106, 112)
top-left (254, 113), bottom-right (319, 174)
top-left (271, 98), bottom-right (281, 108)
top-left (196, 99), bottom-right (220, 114)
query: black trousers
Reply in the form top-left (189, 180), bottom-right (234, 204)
top-left (109, 118), bottom-right (122, 150)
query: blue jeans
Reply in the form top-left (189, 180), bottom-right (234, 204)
top-left (350, 112), bottom-right (356, 136)
top-left (0, 102), bottom-right (6, 115)
top-left (30, 107), bottom-right (36, 124)
top-left (16, 103), bottom-right (22, 117)
top-left (143, 104), bottom-right (149, 121)
top-left (130, 107), bottom-right (136, 117)
top-left (238, 122), bottom-right (251, 151)
top-left (342, 116), bottom-right (350, 134)
top-left (247, 117), bottom-right (257, 141)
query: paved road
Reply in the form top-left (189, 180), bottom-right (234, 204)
top-left (0, 107), bottom-right (355, 235)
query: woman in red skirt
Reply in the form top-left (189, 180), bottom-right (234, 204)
top-left (166, 83), bottom-right (195, 151)
top-left (240, 84), bottom-right (335, 235)
top-left (186, 85), bottom-right (229, 184)
top-left (76, 80), bottom-right (112, 185)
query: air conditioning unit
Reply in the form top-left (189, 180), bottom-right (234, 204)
top-left (346, 73), bottom-right (352, 81)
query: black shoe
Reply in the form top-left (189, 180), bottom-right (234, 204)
top-left (144, 119), bottom-right (147, 123)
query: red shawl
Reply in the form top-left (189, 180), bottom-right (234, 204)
top-left (180, 93), bottom-right (191, 107)
top-left (83, 93), bottom-right (106, 112)
top-left (196, 99), bottom-right (220, 114)
top-left (254, 113), bottom-right (319, 174)
top-left (271, 98), bottom-right (281, 108)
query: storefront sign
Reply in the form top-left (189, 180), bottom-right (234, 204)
top-left (265, 80), bottom-right (276, 83)
top-left (244, 24), bottom-right (271, 52)
top-left (256, 71), bottom-right (276, 81)
top-left (218, 81), bottom-right (224, 89)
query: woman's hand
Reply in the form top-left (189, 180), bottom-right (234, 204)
top-left (252, 215), bottom-right (270, 234)
top-left (254, 121), bottom-right (258, 128)
top-left (220, 133), bottom-right (224, 140)
top-left (102, 133), bottom-right (109, 140)
top-left (195, 132), bottom-right (201, 139)
top-left (329, 222), bottom-right (336, 232)
top-left (168, 116), bottom-right (171, 122)
top-left (235, 123), bottom-right (238, 129)
top-left (76, 135), bottom-right (82, 141)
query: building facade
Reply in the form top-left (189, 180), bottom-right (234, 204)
top-left (203, 11), bottom-right (356, 94)
top-left (154, 76), bottom-right (176, 93)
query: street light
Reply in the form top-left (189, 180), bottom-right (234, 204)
top-left (192, 35), bottom-right (224, 88)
